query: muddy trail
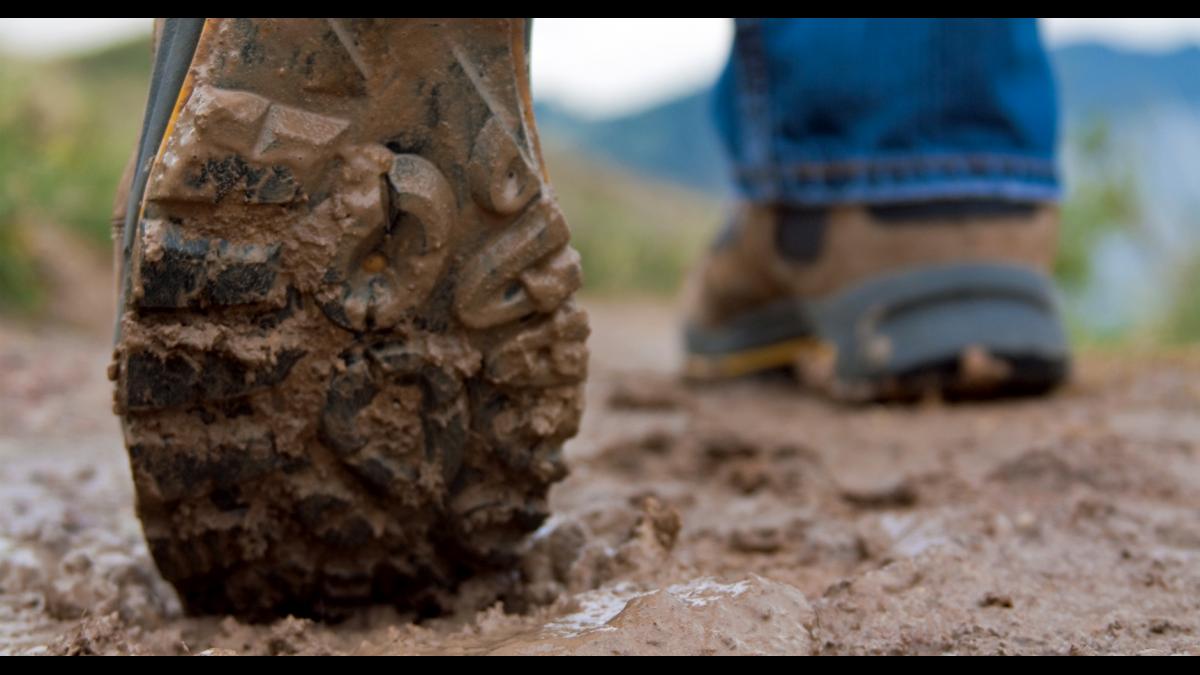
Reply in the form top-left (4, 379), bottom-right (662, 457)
top-left (2, 299), bottom-right (1199, 655)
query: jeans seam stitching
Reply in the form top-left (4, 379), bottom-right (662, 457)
top-left (733, 153), bottom-right (1058, 180)
top-left (733, 19), bottom-right (775, 195)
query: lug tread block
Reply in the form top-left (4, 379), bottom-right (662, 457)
top-left (136, 221), bottom-right (283, 309)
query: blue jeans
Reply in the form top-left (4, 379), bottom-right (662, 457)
top-left (714, 18), bottom-right (1059, 205)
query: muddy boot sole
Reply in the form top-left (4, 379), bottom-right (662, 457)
top-left (685, 263), bottom-right (1068, 402)
top-left (110, 19), bottom-right (587, 619)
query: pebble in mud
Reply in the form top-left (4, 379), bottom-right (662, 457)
top-left (728, 527), bottom-right (785, 554)
top-left (838, 476), bottom-right (918, 509)
top-left (979, 592), bottom-right (1014, 609)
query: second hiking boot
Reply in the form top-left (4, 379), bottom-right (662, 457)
top-left (683, 200), bottom-right (1070, 400)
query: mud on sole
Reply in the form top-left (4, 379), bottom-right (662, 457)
top-left (110, 18), bottom-right (588, 619)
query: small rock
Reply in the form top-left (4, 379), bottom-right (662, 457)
top-left (979, 592), bottom-right (1013, 608)
top-left (729, 527), bottom-right (783, 554)
top-left (839, 476), bottom-right (917, 509)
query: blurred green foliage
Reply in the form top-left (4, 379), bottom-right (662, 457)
top-left (1054, 121), bottom-right (1140, 294)
top-left (0, 37), bottom-right (150, 313)
top-left (545, 142), bottom-right (721, 295)
top-left (1053, 119), bottom-right (1144, 344)
top-left (0, 217), bottom-right (41, 312)
top-left (1161, 258), bottom-right (1200, 343)
top-left (0, 59), bottom-right (45, 311)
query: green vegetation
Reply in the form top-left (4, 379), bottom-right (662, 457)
top-left (1161, 257), bottom-right (1200, 343)
top-left (1052, 119), bottom-right (1144, 344)
top-left (0, 36), bottom-right (150, 313)
top-left (0, 217), bottom-right (40, 313)
top-left (1054, 121), bottom-right (1141, 294)
top-left (545, 142), bottom-right (721, 295)
top-left (0, 59), bottom-right (46, 312)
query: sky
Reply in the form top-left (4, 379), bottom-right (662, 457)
top-left (3, 18), bottom-right (1200, 118)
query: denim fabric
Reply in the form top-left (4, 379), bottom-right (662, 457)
top-left (713, 18), bottom-right (1060, 205)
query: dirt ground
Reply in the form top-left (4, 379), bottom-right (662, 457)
top-left (2, 298), bottom-right (1200, 655)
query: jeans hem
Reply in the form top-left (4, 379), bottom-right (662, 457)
top-left (734, 153), bottom-right (1060, 205)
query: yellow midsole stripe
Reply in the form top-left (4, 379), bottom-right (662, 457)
top-left (684, 337), bottom-right (830, 380)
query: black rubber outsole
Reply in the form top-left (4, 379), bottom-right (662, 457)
top-left (685, 263), bottom-right (1070, 401)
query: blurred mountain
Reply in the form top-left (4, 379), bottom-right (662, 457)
top-left (535, 91), bottom-right (732, 197)
top-left (1055, 44), bottom-right (1200, 121)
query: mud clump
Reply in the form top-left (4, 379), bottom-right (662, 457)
top-left (53, 614), bottom-right (139, 656)
top-left (520, 495), bottom-right (684, 609)
top-left (838, 475), bottom-right (918, 509)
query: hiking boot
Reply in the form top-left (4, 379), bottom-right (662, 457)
top-left (109, 18), bottom-right (587, 619)
top-left (682, 200), bottom-right (1069, 400)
